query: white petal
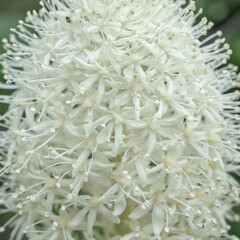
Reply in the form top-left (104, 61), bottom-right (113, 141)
top-left (166, 77), bottom-right (173, 96)
top-left (98, 205), bottom-right (120, 223)
top-left (146, 131), bottom-right (156, 156)
top-left (120, 233), bottom-right (135, 240)
top-left (129, 206), bottom-right (149, 220)
top-left (112, 124), bottom-right (123, 157)
top-left (96, 122), bottom-right (114, 144)
top-left (87, 209), bottom-right (97, 234)
top-left (98, 184), bottom-right (119, 202)
top-left (135, 160), bottom-right (148, 186)
top-left (49, 232), bottom-right (59, 240)
top-left (114, 91), bottom-right (130, 106)
top-left (113, 191), bottom-right (126, 216)
top-left (136, 64), bottom-right (149, 89)
top-left (74, 149), bottom-right (90, 171)
top-left (154, 100), bottom-right (167, 119)
top-left (69, 207), bottom-right (89, 227)
top-left (79, 75), bottom-right (98, 91)
top-left (152, 204), bottom-right (165, 236)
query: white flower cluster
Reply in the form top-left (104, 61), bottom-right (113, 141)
top-left (0, 0), bottom-right (240, 239)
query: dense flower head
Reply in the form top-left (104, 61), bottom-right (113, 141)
top-left (0, 0), bottom-right (240, 239)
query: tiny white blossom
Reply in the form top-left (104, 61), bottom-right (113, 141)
top-left (0, 0), bottom-right (240, 239)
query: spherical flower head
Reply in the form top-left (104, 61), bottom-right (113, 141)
top-left (0, 0), bottom-right (240, 239)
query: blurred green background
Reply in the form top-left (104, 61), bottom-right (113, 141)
top-left (0, 0), bottom-right (240, 239)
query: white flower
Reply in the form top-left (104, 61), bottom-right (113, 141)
top-left (0, 0), bottom-right (240, 239)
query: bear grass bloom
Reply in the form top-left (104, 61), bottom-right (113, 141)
top-left (0, 0), bottom-right (240, 239)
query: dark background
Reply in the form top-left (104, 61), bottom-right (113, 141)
top-left (0, 0), bottom-right (240, 239)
